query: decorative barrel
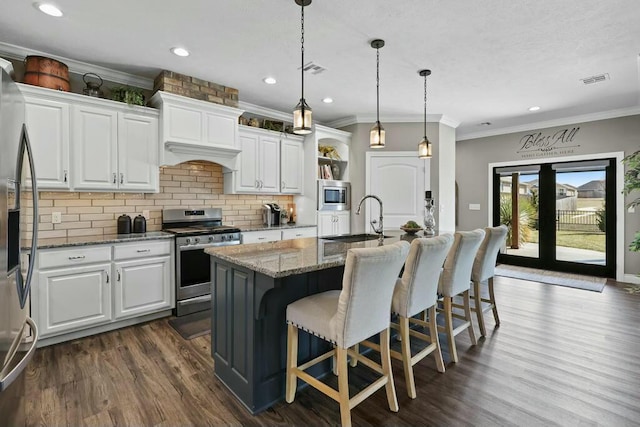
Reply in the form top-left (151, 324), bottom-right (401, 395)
top-left (23, 56), bottom-right (70, 91)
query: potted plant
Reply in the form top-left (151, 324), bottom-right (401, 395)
top-left (110, 86), bottom-right (145, 106)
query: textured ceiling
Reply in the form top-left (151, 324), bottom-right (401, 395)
top-left (1, 0), bottom-right (639, 138)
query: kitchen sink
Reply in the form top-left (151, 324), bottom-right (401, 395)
top-left (322, 233), bottom-right (389, 243)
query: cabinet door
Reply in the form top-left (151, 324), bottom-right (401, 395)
top-left (259, 135), bottom-right (280, 192)
top-left (280, 138), bottom-right (303, 194)
top-left (118, 113), bottom-right (159, 192)
top-left (38, 263), bottom-right (112, 337)
top-left (205, 110), bottom-right (237, 147)
top-left (335, 211), bottom-right (351, 236)
top-left (113, 256), bottom-right (172, 319)
top-left (317, 212), bottom-right (336, 237)
top-left (72, 105), bottom-right (118, 190)
top-left (24, 97), bottom-right (71, 189)
top-left (236, 133), bottom-right (260, 192)
top-left (281, 227), bottom-right (317, 240)
top-left (242, 230), bottom-right (282, 244)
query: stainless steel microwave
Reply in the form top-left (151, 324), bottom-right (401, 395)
top-left (317, 180), bottom-right (351, 211)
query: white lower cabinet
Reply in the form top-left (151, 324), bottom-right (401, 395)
top-left (34, 240), bottom-right (174, 342)
top-left (38, 263), bottom-right (112, 336)
top-left (113, 256), bottom-right (171, 319)
top-left (317, 211), bottom-right (350, 237)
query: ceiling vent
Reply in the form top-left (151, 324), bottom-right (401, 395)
top-left (580, 73), bottom-right (610, 85)
top-left (300, 61), bottom-right (326, 75)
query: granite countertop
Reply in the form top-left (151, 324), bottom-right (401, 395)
top-left (240, 223), bottom-right (317, 232)
top-left (205, 230), bottom-right (450, 278)
top-left (32, 231), bottom-right (175, 250)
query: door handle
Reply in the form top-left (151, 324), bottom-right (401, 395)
top-left (112, 173), bottom-right (117, 184)
top-left (120, 173), bottom-right (124, 184)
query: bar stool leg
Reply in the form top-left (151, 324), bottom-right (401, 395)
top-left (474, 280), bottom-right (487, 337)
top-left (398, 316), bottom-right (416, 399)
top-left (380, 328), bottom-right (399, 412)
top-left (350, 344), bottom-right (359, 367)
top-left (337, 346), bottom-right (352, 427)
top-left (488, 277), bottom-right (500, 326)
top-left (285, 324), bottom-right (299, 403)
top-left (427, 306), bottom-right (445, 373)
top-left (463, 290), bottom-right (477, 345)
top-left (443, 296), bottom-right (458, 363)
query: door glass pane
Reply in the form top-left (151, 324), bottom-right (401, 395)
top-left (554, 170), bottom-right (606, 265)
top-left (500, 172), bottom-right (539, 258)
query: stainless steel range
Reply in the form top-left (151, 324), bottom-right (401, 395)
top-left (162, 208), bottom-right (241, 316)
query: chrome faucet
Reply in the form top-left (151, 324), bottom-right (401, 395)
top-left (355, 194), bottom-right (384, 243)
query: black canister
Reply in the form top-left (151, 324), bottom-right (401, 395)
top-left (117, 214), bottom-right (132, 234)
top-left (133, 215), bottom-right (147, 233)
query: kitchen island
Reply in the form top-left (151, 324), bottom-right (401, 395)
top-left (205, 231), bottom-right (420, 414)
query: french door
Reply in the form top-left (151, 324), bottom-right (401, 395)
top-left (494, 159), bottom-right (616, 278)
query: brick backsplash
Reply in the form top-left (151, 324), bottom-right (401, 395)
top-left (34, 161), bottom-right (293, 239)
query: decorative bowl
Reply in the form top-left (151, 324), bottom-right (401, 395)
top-left (400, 226), bottom-right (423, 235)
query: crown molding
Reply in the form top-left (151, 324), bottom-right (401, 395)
top-left (457, 105), bottom-right (640, 141)
top-left (237, 101), bottom-right (293, 122)
top-left (0, 42), bottom-right (154, 89)
top-left (325, 113), bottom-right (460, 129)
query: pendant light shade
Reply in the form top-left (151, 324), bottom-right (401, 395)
top-left (418, 69), bottom-right (432, 159)
top-left (293, 0), bottom-right (312, 135)
top-left (370, 39), bottom-right (385, 148)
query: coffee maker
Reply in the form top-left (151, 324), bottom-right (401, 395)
top-left (262, 203), bottom-right (281, 227)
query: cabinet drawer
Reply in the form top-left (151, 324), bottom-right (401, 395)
top-left (242, 230), bottom-right (282, 244)
top-left (282, 227), bottom-right (317, 240)
top-left (39, 246), bottom-right (111, 269)
top-left (113, 240), bottom-right (171, 260)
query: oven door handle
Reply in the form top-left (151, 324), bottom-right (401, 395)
top-left (178, 241), bottom-right (241, 251)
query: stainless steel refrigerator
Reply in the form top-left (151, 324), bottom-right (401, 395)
top-left (0, 66), bottom-right (39, 423)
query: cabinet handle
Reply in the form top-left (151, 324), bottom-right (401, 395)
top-left (105, 271), bottom-right (109, 283)
top-left (68, 255), bottom-right (85, 260)
top-left (260, 180), bottom-right (264, 189)
top-left (255, 180), bottom-right (259, 189)
top-left (63, 170), bottom-right (68, 183)
top-left (258, 237), bottom-right (266, 240)
top-left (117, 270), bottom-right (121, 282)
top-left (112, 173), bottom-right (117, 184)
top-left (295, 234), bottom-right (302, 237)
top-left (120, 173), bottom-right (124, 184)
top-left (282, 181), bottom-right (286, 189)
top-left (136, 249), bottom-right (151, 253)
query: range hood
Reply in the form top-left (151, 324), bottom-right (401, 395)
top-left (149, 91), bottom-right (244, 169)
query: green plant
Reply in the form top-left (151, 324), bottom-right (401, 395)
top-left (595, 207), bottom-right (606, 232)
top-left (623, 150), bottom-right (640, 256)
top-left (110, 86), bottom-right (145, 106)
top-left (499, 195), bottom-right (537, 246)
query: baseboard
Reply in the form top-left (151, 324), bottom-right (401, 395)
top-left (622, 274), bottom-right (640, 285)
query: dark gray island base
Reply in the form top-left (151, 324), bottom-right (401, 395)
top-left (205, 232), bottom-right (426, 414)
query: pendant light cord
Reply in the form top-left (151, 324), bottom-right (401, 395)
top-left (423, 74), bottom-right (427, 137)
top-left (300, 3), bottom-right (305, 101)
top-left (376, 46), bottom-right (380, 124)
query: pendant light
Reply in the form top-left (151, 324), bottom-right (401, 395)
top-left (418, 69), bottom-right (432, 158)
top-left (370, 39), bottom-right (385, 148)
top-left (293, 0), bottom-right (312, 135)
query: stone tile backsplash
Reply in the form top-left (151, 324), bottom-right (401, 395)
top-left (34, 161), bottom-right (293, 239)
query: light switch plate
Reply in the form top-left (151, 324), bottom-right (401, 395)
top-left (52, 212), bottom-right (62, 224)
top-left (469, 203), bottom-right (481, 211)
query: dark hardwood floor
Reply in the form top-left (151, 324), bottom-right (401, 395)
top-left (18, 277), bottom-right (640, 426)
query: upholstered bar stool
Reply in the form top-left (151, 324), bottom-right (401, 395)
top-left (285, 241), bottom-right (410, 427)
top-left (389, 235), bottom-right (454, 398)
top-left (471, 225), bottom-right (509, 337)
top-left (437, 229), bottom-right (485, 363)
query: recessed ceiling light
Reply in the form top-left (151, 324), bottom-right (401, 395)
top-left (322, 97), bottom-right (333, 104)
top-left (263, 77), bottom-right (277, 85)
top-left (170, 47), bottom-right (190, 57)
top-left (528, 106), bottom-right (541, 112)
top-left (34, 3), bottom-right (63, 17)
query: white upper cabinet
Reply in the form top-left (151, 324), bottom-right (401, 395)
top-left (225, 126), bottom-right (303, 194)
top-left (117, 113), bottom-right (159, 191)
top-left (72, 104), bottom-right (119, 190)
top-left (24, 96), bottom-right (70, 189)
top-left (18, 84), bottom-right (160, 193)
top-left (280, 137), bottom-right (303, 194)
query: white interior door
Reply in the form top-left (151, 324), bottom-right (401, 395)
top-left (367, 152), bottom-right (429, 231)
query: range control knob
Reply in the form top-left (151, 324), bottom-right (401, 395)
top-left (208, 236), bottom-right (215, 243)
top-left (185, 238), bottom-right (192, 245)
top-left (194, 237), bottom-right (200, 244)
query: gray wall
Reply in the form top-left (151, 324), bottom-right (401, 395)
top-left (341, 122), bottom-right (441, 233)
top-left (456, 115), bottom-right (640, 276)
